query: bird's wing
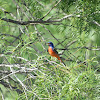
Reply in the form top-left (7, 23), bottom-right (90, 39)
top-left (47, 47), bottom-right (59, 55)
top-left (53, 48), bottom-right (59, 54)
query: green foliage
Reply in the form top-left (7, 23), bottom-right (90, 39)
top-left (17, 64), bottom-right (98, 100)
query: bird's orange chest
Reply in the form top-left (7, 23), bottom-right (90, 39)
top-left (48, 47), bottom-right (57, 57)
top-left (48, 47), bottom-right (53, 54)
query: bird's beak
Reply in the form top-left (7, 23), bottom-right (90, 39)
top-left (47, 43), bottom-right (50, 46)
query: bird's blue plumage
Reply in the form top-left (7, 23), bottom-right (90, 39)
top-left (48, 42), bottom-right (58, 54)
top-left (48, 42), bottom-right (54, 48)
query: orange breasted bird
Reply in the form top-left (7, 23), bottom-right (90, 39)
top-left (47, 42), bottom-right (65, 65)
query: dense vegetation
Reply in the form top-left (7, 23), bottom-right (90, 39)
top-left (0, 0), bottom-right (100, 100)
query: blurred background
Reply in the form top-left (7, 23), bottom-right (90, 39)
top-left (0, 0), bottom-right (100, 99)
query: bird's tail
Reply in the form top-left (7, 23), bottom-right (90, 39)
top-left (60, 59), bottom-right (66, 66)
top-left (57, 56), bottom-right (66, 66)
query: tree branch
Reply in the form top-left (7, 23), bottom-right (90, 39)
top-left (92, 20), bottom-right (100, 27)
top-left (0, 80), bottom-right (23, 94)
top-left (57, 46), bottom-right (100, 51)
top-left (0, 14), bottom-right (76, 25)
top-left (41, 0), bottom-right (62, 19)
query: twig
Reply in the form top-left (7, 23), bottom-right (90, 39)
top-left (0, 54), bottom-right (31, 62)
top-left (0, 7), bottom-right (16, 19)
top-left (0, 88), bottom-right (5, 100)
top-left (57, 46), bottom-right (100, 51)
top-left (0, 33), bottom-right (19, 39)
top-left (0, 80), bottom-right (23, 94)
top-left (41, 0), bottom-right (62, 19)
top-left (35, 0), bottom-right (45, 7)
top-left (66, 40), bottom-right (77, 47)
top-left (92, 20), bottom-right (100, 27)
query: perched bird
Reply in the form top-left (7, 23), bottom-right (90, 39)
top-left (47, 42), bottom-right (65, 65)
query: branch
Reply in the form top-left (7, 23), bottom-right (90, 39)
top-left (92, 20), bottom-right (100, 27)
top-left (0, 54), bottom-right (31, 62)
top-left (0, 17), bottom-right (56, 25)
top-left (0, 14), bottom-right (77, 25)
top-left (0, 64), bottom-right (37, 73)
top-left (0, 88), bottom-right (5, 100)
top-left (66, 40), bottom-right (77, 47)
top-left (57, 46), bottom-right (100, 51)
top-left (0, 17), bottom-right (44, 25)
top-left (41, 0), bottom-right (62, 19)
top-left (0, 80), bottom-right (23, 94)
top-left (0, 33), bottom-right (19, 39)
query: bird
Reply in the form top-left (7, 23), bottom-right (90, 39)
top-left (47, 42), bottom-right (65, 65)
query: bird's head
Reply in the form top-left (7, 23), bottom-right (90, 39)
top-left (48, 42), bottom-right (54, 48)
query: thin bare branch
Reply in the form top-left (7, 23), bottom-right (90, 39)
top-left (41, 0), bottom-right (62, 19)
top-left (92, 20), bottom-right (100, 27)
